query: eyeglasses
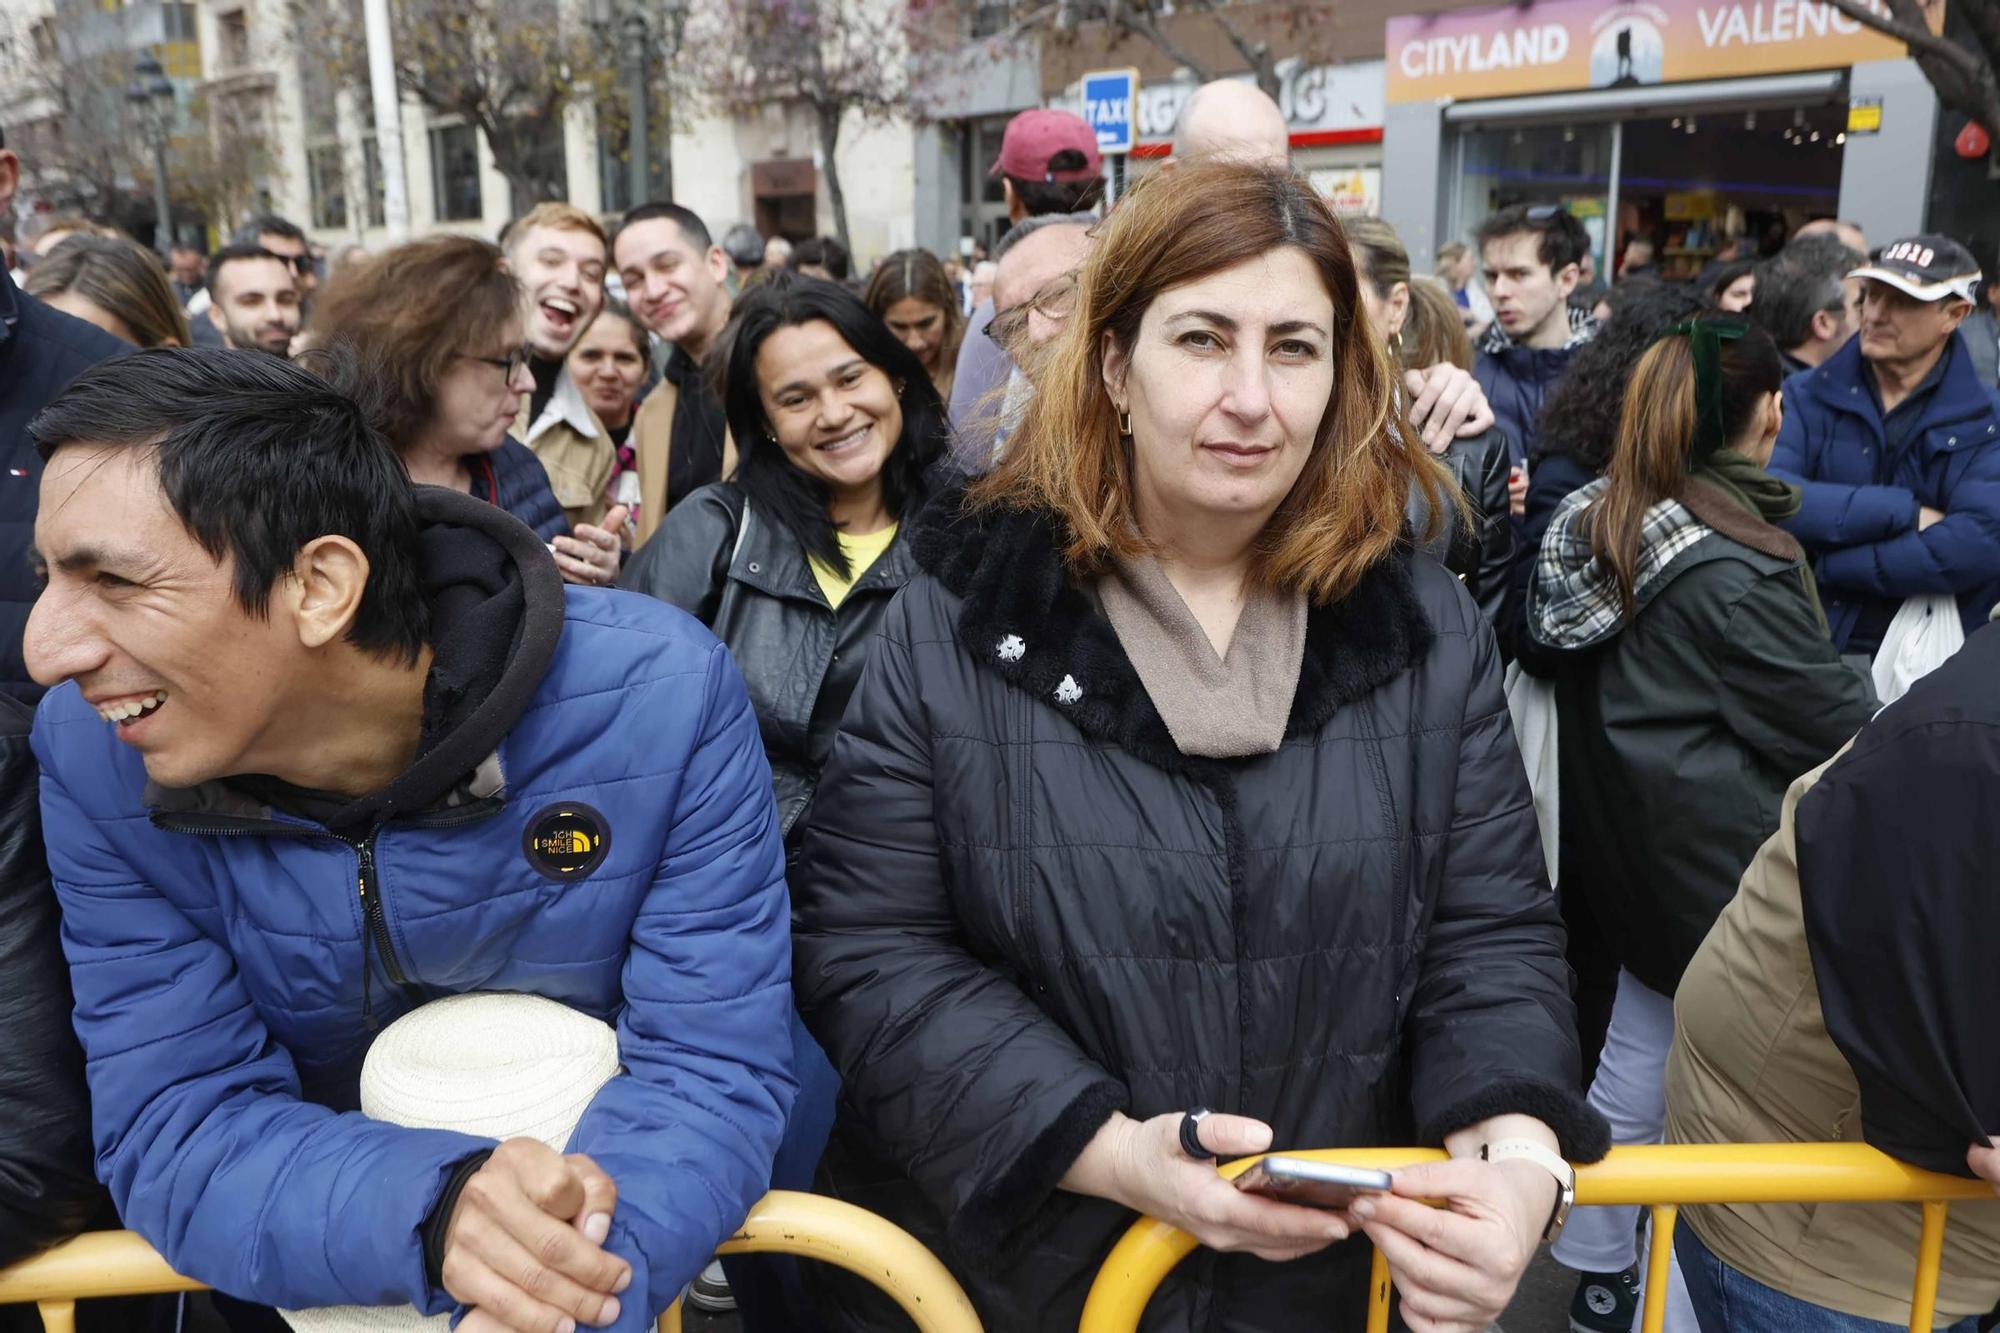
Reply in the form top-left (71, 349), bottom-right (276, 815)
top-left (277, 253), bottom-right (315, 276)
top-left (1526, 204), bottom-right (1566, 221)
top-left (985, 273), bottom-right (1080, 350)
top-left (461, 344), bottom-right (533, 378)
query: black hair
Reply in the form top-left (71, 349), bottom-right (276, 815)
top-left (710, 272), bottom-right (950, 575)
top-left (1533, 279), bottom-right (1709, 472)
top-left (789, 236), bottom-right (852, 282)
top-left (1700, 259), bottom-right (1758, 306)
top-left (27, 347), bottom-right (430, 663)
top-left (207, 242), bottom-right (290, 297)
top-left (232, 213), bottom-right (306, 247)
top-left (614, 201), bottom-right (712, 254)
top-left (1753, 235), bottom-right (1864, 350)
top-left (1476, 204), bottom-right (1591, 275)
top-left (1004, 156), bottom-right (1106, 218)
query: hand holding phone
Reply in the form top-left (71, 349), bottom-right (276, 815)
top-left (1234, 1156), bottom-right (1394, 1211)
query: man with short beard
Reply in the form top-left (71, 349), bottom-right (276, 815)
top-left (204, 244), bottom-right (302, 357)
top-left (613, 202), bottom-right (735, 544)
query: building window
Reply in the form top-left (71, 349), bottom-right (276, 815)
top-left (308, 142), bottom-right (346, 229)
top-left (430, 123), bottom-right (482, 221)
top-left (219, 11), bottom-right (249, 68)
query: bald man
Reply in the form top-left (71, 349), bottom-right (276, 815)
top-left (1169, 80), bottom-right (1291, 166)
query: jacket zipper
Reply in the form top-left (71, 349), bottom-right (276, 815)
top-left (153, 800), bottom-right (503, 1023)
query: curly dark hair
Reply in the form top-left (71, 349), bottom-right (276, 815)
top-left (1532, 280), bottom-right (1711, 473)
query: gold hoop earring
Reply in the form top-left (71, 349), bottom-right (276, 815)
top-left (1118, 408), bottom-right (1133, 437)
top-left (1390, 328), bottom-right (1405, 355)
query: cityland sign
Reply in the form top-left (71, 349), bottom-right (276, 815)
top-left (1385, 0), bottom-right (1908, 103)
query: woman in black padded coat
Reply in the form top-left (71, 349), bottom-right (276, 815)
top-left (792, 161), bottom-right (1605, 1333)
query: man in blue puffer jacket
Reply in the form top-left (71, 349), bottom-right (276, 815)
top-left (22, 348), bottom-right (795, 1332)
top-left (1768, 234), bottom-right (2000, 653)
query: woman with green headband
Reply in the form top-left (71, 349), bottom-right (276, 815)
top-left (1525, 312), bottom-right (1876, 1333)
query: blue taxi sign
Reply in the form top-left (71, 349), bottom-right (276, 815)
top-left (1081, 68), bottom-right (1140, 155)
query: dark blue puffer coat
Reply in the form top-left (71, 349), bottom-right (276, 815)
top-left (31, 487), bottom-right (794, 1328)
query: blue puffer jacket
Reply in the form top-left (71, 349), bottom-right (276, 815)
top-left (1769, 331), bottom-right (2000, 647)
top-left (31, 487), bottom-right (794, 1327)
top-left (472, 435), bottom-right (569, 542)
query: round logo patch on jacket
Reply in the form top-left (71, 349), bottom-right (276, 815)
top-left (522, 802), bottom-right (611, 881)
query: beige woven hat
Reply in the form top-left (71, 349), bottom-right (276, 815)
top-left (278, 993), bottom-right (622, 1332)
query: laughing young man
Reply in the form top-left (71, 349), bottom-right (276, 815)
top-left (24, 347), bottom-right (794, 1333)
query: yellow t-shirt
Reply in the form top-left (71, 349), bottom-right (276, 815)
top-left (809, 523), bottom-right (899, 609)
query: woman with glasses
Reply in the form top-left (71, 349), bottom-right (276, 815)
top-left (310, 236), bottom-right (620, 584)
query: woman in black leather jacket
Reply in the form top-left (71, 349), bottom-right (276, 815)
top-left (0, 694), bottom-right (100, 1270)
top-left (621, 272), bottom-right (952, 847)
top-left (618, 273), bottom-right (951, 1333)
top-left (1345, 217), bottom-right (1515, 639)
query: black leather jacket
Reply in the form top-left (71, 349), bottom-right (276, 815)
top-left (620, 482), bottom-right (917, 844)
top-left (0, 693), bottom-right (101, 1266)
top-left (1407, 426), bottom-right (1514, 640)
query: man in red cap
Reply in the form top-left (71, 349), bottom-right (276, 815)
top-left (949, 109), bottom-right (1108, 461)
top-left (990, 108), bottom-right (1105, 224)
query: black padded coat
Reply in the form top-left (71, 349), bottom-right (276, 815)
top-left (791, 494), bottom-right (1606, 1333)
top-left (0, 693), bottom-right (101, 1266)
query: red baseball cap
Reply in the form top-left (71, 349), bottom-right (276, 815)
top-left (989, 108), bottom-right (1103, 182)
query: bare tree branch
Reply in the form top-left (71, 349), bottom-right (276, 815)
top-left (1820, 0), bottom-right (2000, 134)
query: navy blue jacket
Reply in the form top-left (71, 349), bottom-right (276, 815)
top-left (1768, 332), bottom-right (2000, 648)
top-left (1474, 340), bottom-right (1580, 468)
top-left (32, 488), bottom-right (793, 1326)
top-left (472, 436), bottom-right (569, 542)
top-left (0, 269), bottom-right (130, 701)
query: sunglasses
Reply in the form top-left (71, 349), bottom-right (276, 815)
top-left (461, 343), bottom-right (534, 378)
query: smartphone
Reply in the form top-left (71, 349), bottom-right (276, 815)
top-left (1234, 1157), bottom-right (1394, 1210)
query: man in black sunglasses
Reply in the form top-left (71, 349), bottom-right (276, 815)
top-left (234, 213), bottom-right (319, 302)
top-left (203, 244), bottom-right (303, 357)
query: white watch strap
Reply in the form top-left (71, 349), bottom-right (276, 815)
top-left (1481, 1138), bottom-right (1575, 1187)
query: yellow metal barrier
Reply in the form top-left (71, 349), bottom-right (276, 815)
top-left (1079, 1144), bottom-right (1997, 1333)
top-left (0, 1190), bottom-right (981, 1333)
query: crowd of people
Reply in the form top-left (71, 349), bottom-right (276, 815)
top-left (2, 75), bottom-right (2000, 1333)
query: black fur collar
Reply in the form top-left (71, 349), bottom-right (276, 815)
top-left (910, 487), bottom-right (1435, 776)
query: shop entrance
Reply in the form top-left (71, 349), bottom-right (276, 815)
top-left (1446, 76), bottom-right (1850, 286)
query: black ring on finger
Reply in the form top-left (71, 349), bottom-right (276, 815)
top-left (1179, 1107), bottom-right (1216, 1160)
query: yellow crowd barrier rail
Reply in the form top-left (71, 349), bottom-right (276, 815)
top-left (1078, 1144), bottom-right (1998, 1333)
top-left (0, 1190), bottom-right (982, 1333)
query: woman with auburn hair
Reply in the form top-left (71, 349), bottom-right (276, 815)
top-left (1527, 314), bottom-right (1873, 1333)
top-left (792, 159), bottom-right (1606, 1333)
top-left (863, 248), bottom-right (964, 403)
top-left (309, 235), bottom-right (620, 585)
top-left (24, 234), bottom-right (191, 348)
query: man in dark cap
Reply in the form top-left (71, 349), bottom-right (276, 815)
top-left (1768, 233), bottom-right (2000, 654)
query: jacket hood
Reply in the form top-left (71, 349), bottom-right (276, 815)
top-left (1529, 477), bottom-right (1712, 652)
top-left (909, 483), bottom-right (1434, 778)
top-left (1480, 304), bottom-right (1597, 359)
top-left (1530, 473), bottom-right (1808, 653)
top-left (151, 485), bottom-right (566, 832)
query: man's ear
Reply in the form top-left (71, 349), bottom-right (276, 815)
top-left (1809, 307), bottom-right (1839, 345)
top-left (286, 536), bottom-right (371, 650)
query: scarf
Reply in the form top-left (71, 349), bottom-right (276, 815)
top-left (1095, 555), bottom-right (1307, 759)
top-left (1692, 449), bottom-right (1827, 634)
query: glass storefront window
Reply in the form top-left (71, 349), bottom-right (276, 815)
top-left (1454, 123), bottom-right (1616, 273)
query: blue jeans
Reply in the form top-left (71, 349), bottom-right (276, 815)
top-left (718, 1009), bottom-right (840, 1333)
top-left (1676, 1221), bottom-right (1978, 1333)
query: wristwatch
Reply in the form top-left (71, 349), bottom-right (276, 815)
top-left (1481, 1139), bottom-right (1575, 1244)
